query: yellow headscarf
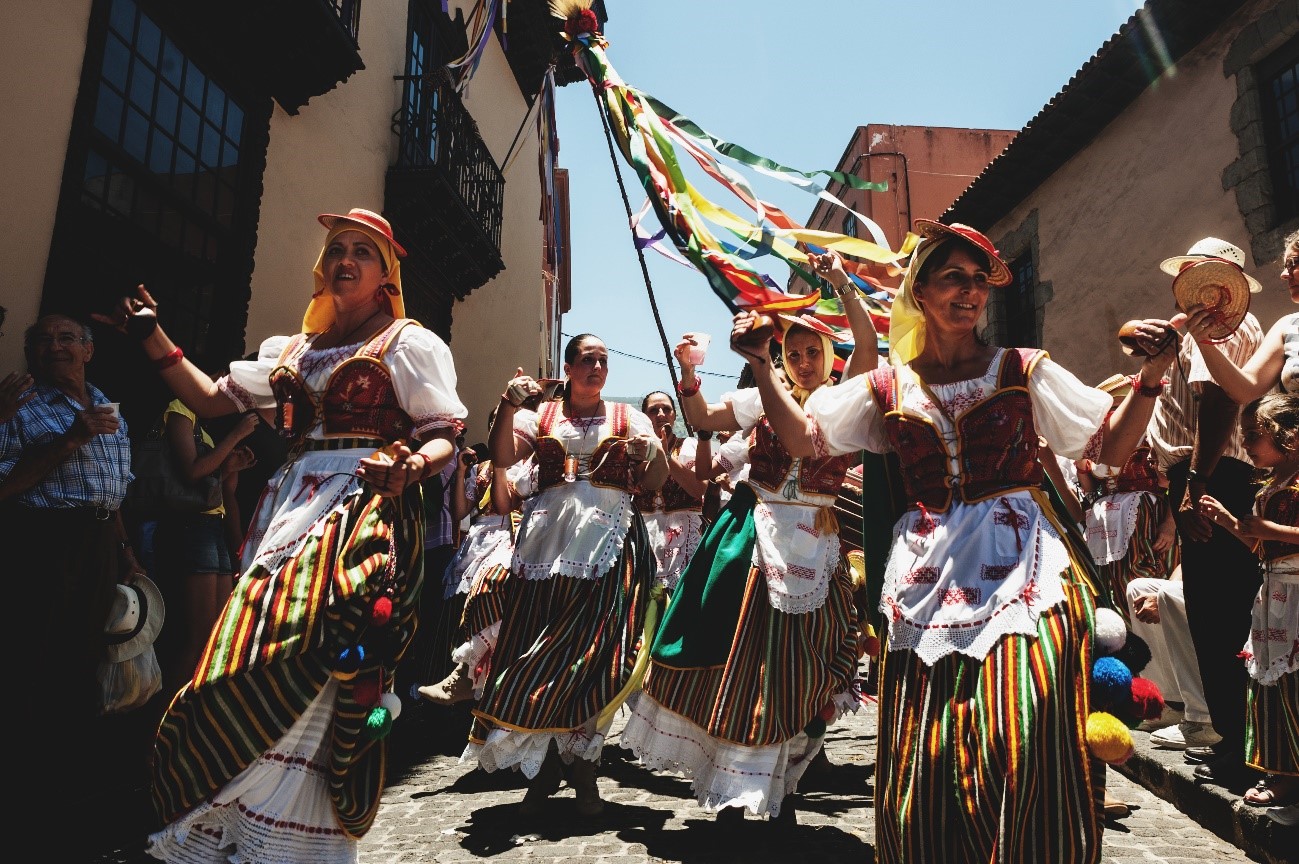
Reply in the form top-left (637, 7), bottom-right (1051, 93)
top-left (302, 222), bottom-right (405, 334)
top-left (780, 320), bottom-right (836, 407)
top-left (886, 238), bottom-right (945, 368)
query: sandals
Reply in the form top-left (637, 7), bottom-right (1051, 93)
top-left (1243, 775), bottom-right (1299, 807)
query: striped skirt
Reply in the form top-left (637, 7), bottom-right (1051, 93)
top-left (461, 561), bottom-right (510, 642)
top-left (1246, 671), bottom-right (1299, 777)
top-left (465, 514), bottom-right (654, 773)
top-left (150, 486), bottom-right (423, 842)
top-left (1093, 492), bottom-right (1175, 626)
top-left (875, 572), bottom-right (1101, 864)
top-left (620, 484), bottom-right (860, 815)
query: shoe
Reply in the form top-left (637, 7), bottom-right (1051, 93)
top-left (415, 662), bottom-right (474, 705)
top-left (1102, 790), bottom-right (1130, 820)
top-left (1136, 704), bottom-right (1184, 733)
top-left (715, 806), bottom-right (745, 827)
top-left (1183, 745), bottom-right (1218, 764)
top-left (1244, 775), bottom-right (1299, 807)
top-left (570, 758), bottom-right (605, 817)
top-left (518, 747), bottom-right (563, 818)
top-left (1150, 721), bottom-right (1221, 750)
top-left (1193, 757), bottom-right (1257, 789)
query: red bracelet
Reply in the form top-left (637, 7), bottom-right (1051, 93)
top-left (676, 378), bottom-right (701, 398)
top-left (154, 347), bottom-right (184, 371)
top-left (1130, 374), bottom-right (1167, 397)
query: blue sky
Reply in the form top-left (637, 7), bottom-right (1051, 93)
top-left (552, 0), bottom-right (1144, 401)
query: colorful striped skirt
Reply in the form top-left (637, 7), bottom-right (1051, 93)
top-left (620, 484), bottom-right (860, 816)
top-left (1246, 671), bottom-right (1299, 777)
top-left (875, 571), bottom-right (1101, 863)
top-left (465, 514), bottom-right (654, 773)
top-left (150, 481), bottom-right (423, 843)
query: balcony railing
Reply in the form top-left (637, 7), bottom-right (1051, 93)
top-left (328, 0), bottom-right (362, 45)
top-left (391, 68), bottom-right (504, 251)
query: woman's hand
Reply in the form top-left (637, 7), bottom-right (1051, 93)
top-left (674, 333), bottom-right (703, 375)
top-left (230, 411), bottom-right (260, 444)
top-left (1152, 511), bottom-right (1177, 553)
top-left (808, 250), bottom-right (850, 289)
top-left (222, 445), bottom-right (257, 477)
top-left (91, 284), bottom-right (160, 341)
top-left (358, 441), bottom-right (427, 498)
top-left (1197, 494), bottom-right (1242, 535)
top-left (729, 311), bottom-right (770, 363)
top-left (502, 367), bottom-right (541, 408)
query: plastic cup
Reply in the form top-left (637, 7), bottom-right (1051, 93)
top-left (687, 333), bottom-right (711, 366)
top-left (104, 402), bottom-right (121, 419)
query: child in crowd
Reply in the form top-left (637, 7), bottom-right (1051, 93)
top-left (1198, 393), bottom-right (1299, 808)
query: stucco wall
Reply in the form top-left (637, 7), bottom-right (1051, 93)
top-left (988, 6), bottom-right (1292, 388)
top-left (0, 0), bottom-right (93, 372)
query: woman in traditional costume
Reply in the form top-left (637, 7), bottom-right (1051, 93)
top-left (620, 252), bottom-right (880, 824)
top-left (102, 207), bottom-right (466, 863)
top-left (636, 390), bottom-right (707, 595)
top-left (464, 333), bottom-right (668, 818)
top-left (800, 220), bottom-right (1175, 862)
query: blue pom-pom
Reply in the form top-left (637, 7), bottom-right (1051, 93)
top-left (332, 644), bottom-right (366, 680)
top-left (1091, 656), bottom-right (1133, 713)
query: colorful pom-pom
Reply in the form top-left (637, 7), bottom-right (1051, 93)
top-left (818, 702), bottom-right (837, 722)
top-left (1091, 656), bottom-right (1133, 713)
top-left (860, 634), bottom-right (881, 658)
top-left (564, 8), bottom-right (600, 37)
top-left (380, 691), bottom-right (402, 720)
top-left (1129, 675), bottom-right (1165, 722)
top-left (1093, 607), bottom-right (1127, 655)
top-left (364, 706), bottom-right (392, 739)
top-left (352, 677), bottom-right (381, 708)
top-left (1086, 711), bottom-right (1135, 764)
top-left (1111, 631), bottom-right (1152, 676)
top-left (370, 596), bottom-right (393, 627)
top-left (332, 644), bottom-right (365, 680)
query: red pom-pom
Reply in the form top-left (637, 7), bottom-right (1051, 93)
top-left (1129, 676), bottom-right (1165, 721)
top-left (353, 677), bottom-right (382, 708)
top-left (818, 702), bottom-right (837, 722)
top-left (861, 635), bottom-right (881, 657)
top-left (564, 8), bottom-right (599, 37)
top-left (370, 596), bottom-right (393, 627)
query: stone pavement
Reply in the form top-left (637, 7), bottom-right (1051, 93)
top-left (354, 699), bottom-right (1260, 864)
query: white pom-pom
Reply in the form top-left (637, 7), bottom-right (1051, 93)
top-left (380, 691), bottom-right (402, 720)
top-left (1094, 607), bottom-right (1127, 655)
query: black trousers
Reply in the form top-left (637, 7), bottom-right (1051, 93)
top-left (1166, 457), bottom-right (1261, 762)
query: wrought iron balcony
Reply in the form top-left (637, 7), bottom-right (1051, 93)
top-left (385, 67), bottom-right (505, 338)
top-left (142, 0), bottom-right (364, 115)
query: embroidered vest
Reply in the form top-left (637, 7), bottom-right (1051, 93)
top-left (1111, 444), bottom-right (1161, 495)
top-left (1261, 483), bottom-right (1299, 561)
top-left (748, 414), bottom-right (857, 498)
top-left (634, 437), bottom-right (701, 513)
top-left (867, 348), bottom-right (1044, 513)
top-left (534, 400), bottom-right (636, 493)
top-left (269, 319), bottom-right (416, 443)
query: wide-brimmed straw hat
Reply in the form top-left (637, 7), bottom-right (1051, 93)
top-left (777, 313), bottom-right (838, 340)
top-left (913, 219), bottom-right (1012, 287)
top-left (1095, 373), bottom-right (1134, 400)
top-left (318, 208), bottom-right (407, 258)
top-left (104, 575), bottom-right (165, 662)
top-left (1158, 237), bottom-right (1262, 293)
top-left (1170, 259), bottom-right (1252, 341)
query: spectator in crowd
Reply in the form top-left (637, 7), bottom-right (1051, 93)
top-left (1145, 237), bottom-right (1265, 788)
top-left (0, 304), bottom-right (35, 422)
top-left (0, 313), bottom-right (144, 845)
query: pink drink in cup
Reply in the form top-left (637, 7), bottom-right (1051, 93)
top-left (687, 333), bottom-right (710, 366)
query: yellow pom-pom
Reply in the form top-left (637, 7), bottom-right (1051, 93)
top-left (1086, 711), bottom-right (1134, 765)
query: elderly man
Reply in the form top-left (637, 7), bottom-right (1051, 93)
top-left (0, 313), bottom-right (143, 819)
top-left (1144, 237), bottom-right (1264, 789)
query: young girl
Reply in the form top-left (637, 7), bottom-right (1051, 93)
top-left (1199, 393), bottom-right (1299, 807)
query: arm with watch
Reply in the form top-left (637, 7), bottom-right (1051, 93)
top-left (806, 249), bottom-right (883, 381)
top-left (1178, 381), bottom-right (1240, 544)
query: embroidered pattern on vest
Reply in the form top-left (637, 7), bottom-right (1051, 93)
top-left (535, 401), bottom-right (636, 492)
top-left (634, 437), bottom-right (700, 512)
top-left (1262, 483), bottom-right (1299, 561)
top-left (748, 415), bottom-right (856, 497)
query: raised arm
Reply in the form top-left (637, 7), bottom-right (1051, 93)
top-left (492, 368), bottom-right (537, 468)
top-left (93, 286), bottom-right (237, 417)
top-left (730, 312), bottom-right (818, 458)
top-left (1186, 305), bottom-right (1286, 404)
top-left (1097, 322), bottom-right (1178, 468)
top-left (808, 250), bottom-right (882, 382)
top-left (674, 333), bottom-right (741, 433)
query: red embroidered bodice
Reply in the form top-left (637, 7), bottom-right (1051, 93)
top-left (534, 400), bottom-right (637, 493)
top-left (867, 348), bottom-right (1044, 513)
top-left (1109, 444), bottom-right (1161, 495)
top-left (269, 319), bottom-right (417, 443)
top-left (634, 436), bottom-right (701, 512)
top-left (748, 415), bottom-right (856, 498)
top-left (1260, 482), bottom-right (1299, 562)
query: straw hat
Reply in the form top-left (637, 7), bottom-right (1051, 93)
top-left (1159, 237), bottom-right (1262, 293)
top-left (103, 575), bottom-right (165, 662)
top-left (913, 219), bottom-right (1012, 287)
top-left (317, 208), bottom-right (407, 258)
top-left (1170, 259), bottom-right (1252, 341)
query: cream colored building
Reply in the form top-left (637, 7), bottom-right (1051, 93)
top-left (946, 0), bottom-right (1298, 386)
top-left (1, 0), bottom-right (588, 441)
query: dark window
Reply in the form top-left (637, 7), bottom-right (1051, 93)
top-left (841, 212), bottom-right (858, 239)
top-left (397, 0), bottom-right (446, 168)
top-left (1262, 36), bottom-right (1299, 221)
top-left (986, 254), bottom-right (1037, 348)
